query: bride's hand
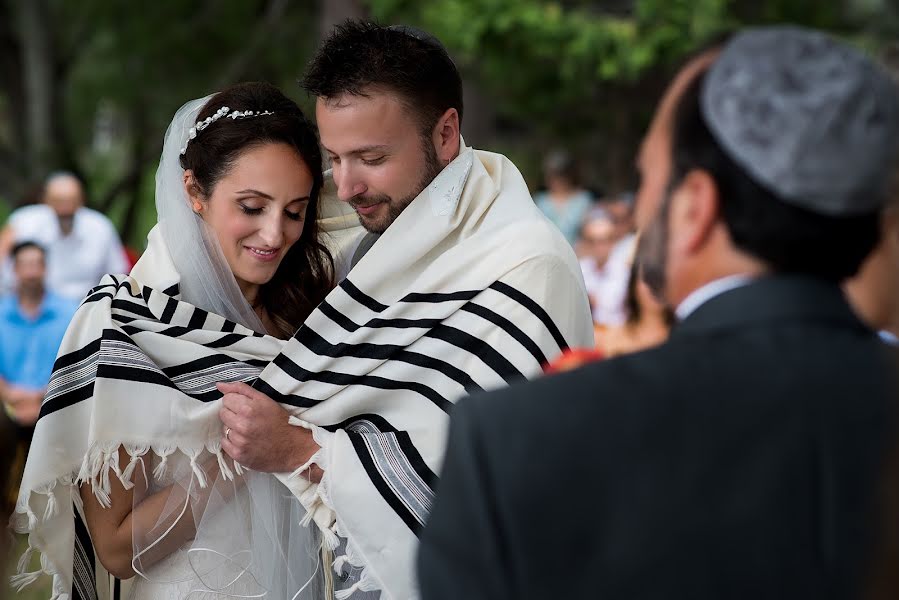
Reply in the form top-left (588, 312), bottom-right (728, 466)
top-left (217, 381), bottom-right (322, 480)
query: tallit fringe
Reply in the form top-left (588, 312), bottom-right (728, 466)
top-left (285, 417), bottom-right (385, 597)
top-left (11, 441), bottom-right (240, 596)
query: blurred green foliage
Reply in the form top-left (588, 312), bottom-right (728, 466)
top-left (0, 0), bottom-right (895, 248)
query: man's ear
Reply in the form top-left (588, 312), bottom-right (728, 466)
top-left (431, 108), bottom-right (461, 166)
top-left (668, 169), bottom-right (721, 255)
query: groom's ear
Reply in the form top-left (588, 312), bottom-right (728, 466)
top-left (431, 107), bottom-right (460, 167)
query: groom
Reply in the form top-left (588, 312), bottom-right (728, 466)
top-left (217, 20), bottom-right (593, 598)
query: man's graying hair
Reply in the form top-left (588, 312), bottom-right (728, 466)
top-left (302, 20), bottom-right (463, 137)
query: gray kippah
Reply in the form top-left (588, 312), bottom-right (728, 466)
top-left (701, 26), bottom-right (899, 216)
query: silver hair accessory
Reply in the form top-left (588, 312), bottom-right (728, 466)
top-left (701, 25), bottom-right (899, 216)
top-left (179, 106), bottom-right (275, 155)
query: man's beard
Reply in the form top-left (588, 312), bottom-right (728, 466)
top-left (636, 189), bottom-right (673, 305)
top-left (351, 139), bottom-right (443, 234)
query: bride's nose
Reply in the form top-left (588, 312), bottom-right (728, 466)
top-left (258, 213), bottom-right (285, 247)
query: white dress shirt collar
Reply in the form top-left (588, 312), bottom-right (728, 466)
top-left (675, 274), bottom-right (756, 321)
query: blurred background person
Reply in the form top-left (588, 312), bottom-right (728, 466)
top-left (845, 46), bottom-right (899, 346)
top-left (533, 149), bottom-right (595, 246)
top-left (1, 172), bottom-right (129, 301)
top-left (579, 207), bottom-right (630, 328)
top-left (595, 259), bottom-right (673, 357)
top-left (0, 241), bottom-right (77, 508)
top-left (0, 411), bottom-right (15, 588)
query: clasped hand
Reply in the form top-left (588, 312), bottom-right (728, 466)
top-left (217, 381), bottom-right (322, 481)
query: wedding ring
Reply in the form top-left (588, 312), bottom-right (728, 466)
top-left (225, 427), bottom-right (231, 441)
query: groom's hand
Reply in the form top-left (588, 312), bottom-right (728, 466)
top-left (217, 381), bottom-right (322, 480)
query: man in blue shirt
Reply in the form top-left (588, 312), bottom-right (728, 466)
top-left (0, 241), bottom-right (77, 434)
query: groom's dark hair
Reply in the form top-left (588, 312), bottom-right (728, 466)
top-left (302, 20), bottom-right (463, 136)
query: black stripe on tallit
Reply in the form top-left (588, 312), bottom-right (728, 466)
top-left (81, 291), bottom-right (114, 305)
top-left (294, 327), bottom-right (482, 393)
top-left (322, 412), bottom-right (399, 433)
top-left (252, 378), bottom-right (320, 408)
top-left (163, 353), bottom-right (267, 379)
top-left (163, 283), bottom-right (180, 296)
top-left (425, 324), bottom-right (525, 383)
top-left (40, 379), bottom-right (94, 418)
top-left (51, 337), bottom-right (102, 371)
top-left (341, 279), bottom-right (388, 312)
top-left (110, 298), bottom-right (156, 320)
top-left (318, 300), bottom-right (444, 332)
top-left (160, 294), bottom-right (178, 324)
top-left (188, 306), bottom-right (209, 329)
top-left (271, 353), bottom-right (453, 412)
top-left (460, 302), bottom-right (548, 366)
top-left (323, 414), bottom-right (438, 487)
top-left (400, 290), bottom-right (480, 303)
top-left (348, 433), bottom-right (423, 534)
top-left (490, 281), bottom-right (569, 351)
top-left (72, 505), bottom-right (98, 600)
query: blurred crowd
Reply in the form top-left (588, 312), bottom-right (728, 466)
top-left (0, 173), bottom-right (130, 526)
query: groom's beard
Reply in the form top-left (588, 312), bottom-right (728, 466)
top-left (350, 139), bottom-right (443, 234)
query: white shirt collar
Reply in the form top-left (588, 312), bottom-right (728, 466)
top-left (879, 330), bottom-right (899, 346)
top-left (675, 274), bottom-right (756, 321)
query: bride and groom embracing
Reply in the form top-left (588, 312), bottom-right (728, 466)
top-left (12, 20), bottom-right (593, 600)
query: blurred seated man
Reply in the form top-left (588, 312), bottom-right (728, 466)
top-left (579, 207), bottom-right (630, 327)
top-left (845, 48), bottom-right (899, 345)
top-left (2, 172), bottom-right (129, 301)
top-left (0, 242), bottom-right (78, 505)
top-left (0, 412), bottom-right (15, 565)
top-left (846, 184), bottom-right (899, 345)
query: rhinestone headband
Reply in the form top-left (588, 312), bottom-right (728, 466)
top-left (179, 106), bottom-right (275, 155)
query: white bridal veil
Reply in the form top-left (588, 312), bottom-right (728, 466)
top-left (128, 95), bottom-right (325, 599)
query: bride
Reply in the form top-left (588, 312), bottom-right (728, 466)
top-left (11, 82), bottom-right (356, 599)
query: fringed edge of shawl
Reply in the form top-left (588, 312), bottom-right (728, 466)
top-left (285, 417), bottom-right (384, 599)
top-left (10, 440), bottom-right (242, 599)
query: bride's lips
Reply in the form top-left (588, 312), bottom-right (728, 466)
top-left (245, 246), bottom-right (281, 262)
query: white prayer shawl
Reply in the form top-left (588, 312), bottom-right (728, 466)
top-left (12, 144), bottom-right (593, 599)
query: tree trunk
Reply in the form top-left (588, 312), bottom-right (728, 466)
top-left (16, 0), bottom-right (55, 180)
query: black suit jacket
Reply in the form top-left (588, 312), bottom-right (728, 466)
top-left (418, 276), bottom-right (898, 600)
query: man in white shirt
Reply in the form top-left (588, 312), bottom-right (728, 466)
top-left (578, 208), bottom-right (632, 326)
top-left (2, 172), bottom-right (129, 301)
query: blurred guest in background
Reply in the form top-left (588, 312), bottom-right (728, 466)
top-left (419, 27), bottom-right (899, 600)
top-left (2, 172), bottom-right (129, 301)
top-left (0, 411), bottom-right (15, 571)
top-left (0, 241), bottom-right (77, 507)
top-left (600, 191), bottom-right (636, 239)
top-left (846, 178), bottom-right (899, 345)
top-left (595, 259), bottom-right (673, 357)
top-left (845, 47), bottom-right (899, 346)
top-left (579, 207), bottom-right (630, 326)
top-left (533, 149), bottom-right (595, 245)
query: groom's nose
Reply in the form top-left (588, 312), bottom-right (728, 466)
top-left (333, 164), bottom-right (368, 202)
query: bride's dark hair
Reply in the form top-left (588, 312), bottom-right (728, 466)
top-left (179, 81), bottom-right (334, 338)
